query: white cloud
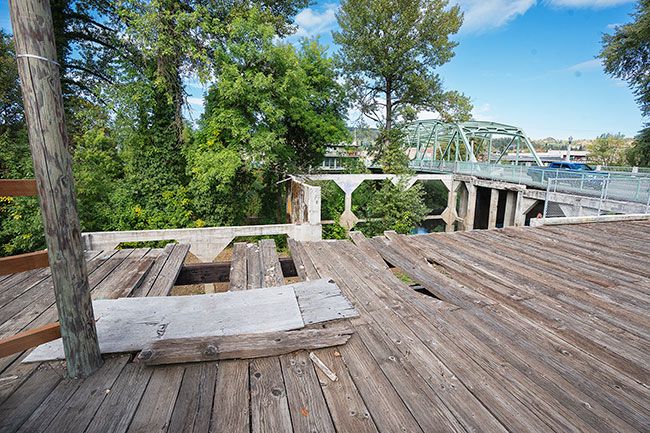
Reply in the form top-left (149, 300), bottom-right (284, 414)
top-left (471, 103), bottom-right (494, 121)
top-left (547, 0), bottom-right (633, 8)
top-left (567, 58), bottom-right (602, 72)
top-left (294, 3), bottom-right (338, 38)
top-left (187, 97), bottom-right (204, 107)
top-left (453, 0), bottom-right (633, 33)
top-left (606, 22), bottom-right (622, 29)
top-left (454, 0), bottom-right (536, 33)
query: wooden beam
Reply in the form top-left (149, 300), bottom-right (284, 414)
top-left (175, 257), bottom-right (298, 285)
top-left (136, 325), bottom-right (354, 365)
top-left (9, 0), bottom-right (102, 377)
top-left (0, 179), bottom-right (38, 196)
top-left (0, 250), bottom-right (49, 276)
top-left (0, 323), bottom-right (60, 358)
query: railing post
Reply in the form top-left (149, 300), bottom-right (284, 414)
top-left (543, 179), bottom-right (551, 218)
top-left (603, 173), bottom-right (611, 201)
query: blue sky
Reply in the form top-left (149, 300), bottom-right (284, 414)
top-left (1, 0), bottom-right (644, 139)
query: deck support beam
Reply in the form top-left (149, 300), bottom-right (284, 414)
top-left (9, 0), bottom-right (102, 378)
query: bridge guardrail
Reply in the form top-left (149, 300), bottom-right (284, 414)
top-left (411, 160), bottom-right (650, 204)
top-left (542, 177), bottom-right (650, 218)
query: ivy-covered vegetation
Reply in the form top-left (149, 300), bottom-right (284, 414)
top-left (1, 0), bottom-right (468, 255)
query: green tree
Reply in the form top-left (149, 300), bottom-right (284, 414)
top-left (600, 0), bottom-right (649, 165)
top-left (361, 179), bottom-right (429, 236)
top-left (0, 31), bottom-right (45, 256)
top-left (191, 8), bottom-right (349, 225)
top-left (627, 128), bottom-right (650, 166)
top-left (333, 0), bottom-right (471, 161)
top-left (588, 133), bottom-right (630, 166)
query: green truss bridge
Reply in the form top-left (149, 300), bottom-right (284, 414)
top-left (405, 120), bottom-right (650, 206)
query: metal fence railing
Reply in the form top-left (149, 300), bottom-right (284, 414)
top-left (542, 177), bottom-right (650, 218)
top-left (411, 160), bottom-right (650, 204)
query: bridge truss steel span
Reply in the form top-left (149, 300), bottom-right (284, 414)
top-left (406, 120), bottom-right (543, 167)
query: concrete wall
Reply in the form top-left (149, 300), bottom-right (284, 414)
top-left (83, 178), bottom-right (323, 262)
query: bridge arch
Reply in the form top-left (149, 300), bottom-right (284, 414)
top-left (406, 120), bottom-right (543, 167)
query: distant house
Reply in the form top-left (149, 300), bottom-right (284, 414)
top-left (317, 128), bottom-right (377, 171)
top-left (319, 142), bottom-right (365, 171)
top-left (504, 149), bottom-right (589, 165)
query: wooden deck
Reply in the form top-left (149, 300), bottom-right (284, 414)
top-left (1, 221), bottom-right (649, 432)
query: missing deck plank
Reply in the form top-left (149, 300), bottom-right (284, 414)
top-left (175, 256), bottom-right (298, 285)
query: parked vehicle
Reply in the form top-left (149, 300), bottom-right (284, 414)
top-left (528, 161), bottom-right (608, 186)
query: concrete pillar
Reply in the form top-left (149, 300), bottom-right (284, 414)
top-left (487, 188), bottom-right (499, 229)
top-left (503, 190), bottom-right (516, 227)
top-left (333, 178), bottom-right (364, 230)
top-left (515, 197), bottom-right (538, 226)
top-left (444, 180), bottom-right (460, 232)
top-left (464, 182), bottom-right (477, 231)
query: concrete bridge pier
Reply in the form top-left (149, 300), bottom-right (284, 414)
top-left (455, 176), bottom-right (526, 230)
top-left (503, 191), bottom-right (517, 227)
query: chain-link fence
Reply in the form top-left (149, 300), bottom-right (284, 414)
top-left (543, 177), bottom-right (650, 218)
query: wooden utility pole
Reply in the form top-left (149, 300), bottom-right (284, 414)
top-left (8, 0), bottom-right (102, 377)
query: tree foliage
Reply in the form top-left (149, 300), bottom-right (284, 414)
top-left (601, 0), bottom-right (650, 165)
top-left (587, 133), bottom-right (630, 166)
top-left (191, 8), bottom-right (349, 225)
top-left (361, 179), bottom-right (429, 236)
top-left (333, 0), bottom-right (471, 163)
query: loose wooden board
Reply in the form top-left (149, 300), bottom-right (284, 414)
top-left (25, 285), bottom-right (304, 362)
top-left (294, 279), bottom-right (358, 325)
top-left (24, 278), bottom-right (357, 362)
top-left (136, 324), bottom-right (353, 365)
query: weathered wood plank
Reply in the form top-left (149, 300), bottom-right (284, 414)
top-left (211, 360), bottom-right (249, 433)
top-left (83, 363), bottom-right (154, 433)
top-left (125, 366), bottom-right (184, 433)
top-left (0, 250), bottom-right (49, 276)
top-left (0, 363), bottom-right (63, 433)
top-left (249, 357), bottom-right (293, 433)
top-left (211, 241), bottom-right (250, 433)
top-left (349, 231), bottom-right (388, 269)
top-left (311, 241), bottom-right (508, 433)
top-left (288, 239), bottom-right (381, 433)
top-left (280, 350), bottom-right (337, 433)
top-left (130, 244), bottom-right (174, 297)
top-left (25, 285), bottom-right (305, 362)
top-left (259, 239), bottom-right (284, 287)
top-left (309, 347), bottom-right (379, 433)
top-left (0, 179), bottom-right (37, 197)
top-left (249, 240), bottom-right (293, 433)
top-left (0, 322), bottom-right (60, 358)
top-left (137, 325), bottom-right (353, 365)
top-left (293, 280), bottom-right (358, 325)
top-left (228, 243), bottom-right (248, 291)
top-left (35, 356), bottom-right (129, 433)
top-left (167, 362), bottom-right (218, 433)
top-left (246, 243), bottom-right (263, 289)
top-left (147, 244), bottom-right (190, 297)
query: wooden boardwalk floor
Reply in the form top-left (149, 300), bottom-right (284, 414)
top-left (0, 221), bottom-right (649, 432)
